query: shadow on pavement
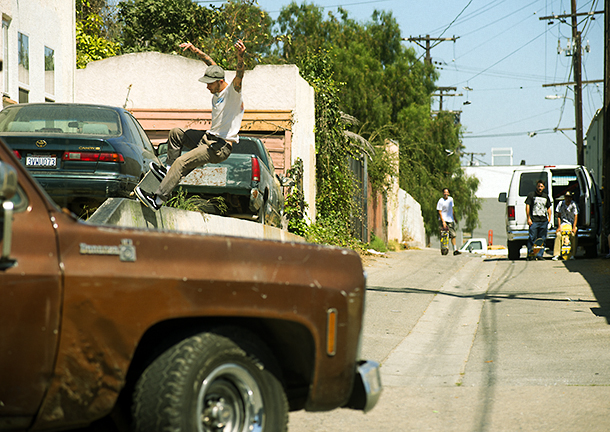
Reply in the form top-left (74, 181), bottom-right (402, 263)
top-left (564, 258), bottom-right (610, 324)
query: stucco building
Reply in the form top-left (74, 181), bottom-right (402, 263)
top-left (0, 0), bottom-right (75, 106)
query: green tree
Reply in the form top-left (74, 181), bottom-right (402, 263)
top-left (296, 48), bottom-right (361, 247)
top-left (117, 0), bottom-right (212, 54)
top-left (273, 3), bottom-right (480, 240)
top-left (117, 0), bottom-right (274, 70)
top-left (76, 0), bottom-right (120, 68)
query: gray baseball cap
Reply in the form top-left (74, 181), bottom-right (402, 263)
top-left (199, 65), bottom-right (225, 83)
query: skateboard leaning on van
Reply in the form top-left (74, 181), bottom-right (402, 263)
top-left (440, 229), bottom-right (450, 255)
top-left (529, 238), bottom-right (545, 259)
top-left (560, 223), bottom-right (573, 260)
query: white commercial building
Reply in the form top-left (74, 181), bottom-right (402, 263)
top-left (0, 0), bottom-right (75, 106)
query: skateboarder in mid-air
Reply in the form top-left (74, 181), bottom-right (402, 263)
top-left (135, 39), bottom-right (246, 211)
top-left (525, 180), bottom-right (552, 260)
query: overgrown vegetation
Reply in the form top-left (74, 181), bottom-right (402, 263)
top-left (166, 188), bottom-right (227, 214)
top-left (77, 0), bottom-right (481, 248)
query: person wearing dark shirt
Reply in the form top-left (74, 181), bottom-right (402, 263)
top-left (525, 180), bottom-right (552, 260)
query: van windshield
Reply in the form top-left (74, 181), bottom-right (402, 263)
top-left (518, 172), bottom-right (548, 196)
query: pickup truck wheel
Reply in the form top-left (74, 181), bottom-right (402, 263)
top-left (133, 332), bottom-right (287, 432)
top-left (258, 200), bottom-right (267, 225)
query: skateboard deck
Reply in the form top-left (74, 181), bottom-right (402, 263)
top-left (530, 238), bottom-right (545, 258)
top-left (131, 169), bottom-right (161, 203)
top-left (440, 229), bottom-right (450, 255)
top-left (560, 223), bottom-right (573, 260)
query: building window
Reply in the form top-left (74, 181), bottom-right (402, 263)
top-left (18, 32), bottom-right (28, 85)
top-left (45, 46), bottom-right (54, 95)
top-left (18, 87), bottom-right (28, 103)
top-left (2, 20), bottom-right (9, 95)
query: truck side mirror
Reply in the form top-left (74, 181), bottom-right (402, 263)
top-left (498, 192), bottom-right (507, 203)
top-left (281, 176), bottom-right (295, 188)
top-left (0, 162), bottom-right (17, 270)
top-left (156, 142), bottom-right (168, 157)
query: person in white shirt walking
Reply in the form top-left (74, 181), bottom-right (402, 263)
top-left (437, 188), bottom-right (460, 255)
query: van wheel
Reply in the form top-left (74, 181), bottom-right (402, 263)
top-left (507, 242), bottom-right (521, 260)
top-left (132, 331), bottom-right (288, 432)
top-left (584, 243), bottom-right (597, 258)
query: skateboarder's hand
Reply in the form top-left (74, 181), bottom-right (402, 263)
top-left (234, 39), bottom-right (246, 57)
top-left (180, 42), bottom-right (196, 52)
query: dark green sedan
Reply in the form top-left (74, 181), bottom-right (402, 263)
top-left (0, 103), bottom-right (160, 214)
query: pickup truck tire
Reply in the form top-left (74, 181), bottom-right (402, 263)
top-left (132, 331), bottom-right (288, 432)
top-left (258, 199), bottom-right (267, 225)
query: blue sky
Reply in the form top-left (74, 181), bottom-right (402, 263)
top-left (229, 0), bottom-right (604, 167)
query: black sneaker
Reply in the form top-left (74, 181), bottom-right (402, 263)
top-left (134, 186), bottom-right (161, 211)
top-left (453, 250), bottom-right (461, 255)
top-left (150, 161), bottom-right (168, 182)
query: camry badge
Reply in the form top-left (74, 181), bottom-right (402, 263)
top-left (35, 140), bottom-right (47, 148)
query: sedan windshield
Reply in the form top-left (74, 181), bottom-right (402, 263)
top-left (0, 104), bottom-right (121, 136)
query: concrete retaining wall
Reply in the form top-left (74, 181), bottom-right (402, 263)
top-left (399, 189), bottom-right (426, 248)
top-left (88, 198), bottom-right (305, 243)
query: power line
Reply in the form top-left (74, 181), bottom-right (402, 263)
top-left (463, 128), bottom-right (558, 139)
top-left (455, 28), bottom-right (547, 85)
top-left (436, 0), bottom-right (473, 39)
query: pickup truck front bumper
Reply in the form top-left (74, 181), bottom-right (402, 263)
top-left (345, 360), bottom-right (382, 413)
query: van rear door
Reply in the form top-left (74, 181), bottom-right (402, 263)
top-left (575, 166), bottom-right (600, 229)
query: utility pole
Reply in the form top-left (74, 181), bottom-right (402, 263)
top-left (432, 86), bottom-right (462, 111)
top-left (571, 0), bottom-right (585, 165)
top-left (600, 0), bottom-right (610, 253)
top-left (539, 8), bottom-right (604, 165)
top-left (403, 35), bottom-right (459, 66)
top-left (461, 151), bottom-right (486, 166)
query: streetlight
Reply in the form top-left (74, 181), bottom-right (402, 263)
top-left (545, 94), bottom-right (572, 100)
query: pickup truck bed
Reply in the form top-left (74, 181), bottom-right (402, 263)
top-left (0, 137), bottom-right (380, 432)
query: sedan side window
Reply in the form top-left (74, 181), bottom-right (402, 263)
top-left (127, 113), bottom-right (154, 153)
top-left (123, 114), bottom-right (145, 149)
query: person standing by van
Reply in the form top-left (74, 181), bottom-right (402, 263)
top-left (437, 188), bottom-right (460, 255)
top-left (551, 191), bottom-right (578, 260)
top-left (525, 180), bottom-right (552, 260)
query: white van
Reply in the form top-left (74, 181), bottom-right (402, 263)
top-left (498, 165), bottom-right (602, 260)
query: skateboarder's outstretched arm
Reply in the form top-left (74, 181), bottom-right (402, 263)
top-left (179, 42), bottom-right (216, 66)
top-left (180, 40), bottom-right (246, 93)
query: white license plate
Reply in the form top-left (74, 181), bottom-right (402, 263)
top-left (181, 166), bottom-right (227, 186)
top-left (26, 155), bottom-right (57, 168)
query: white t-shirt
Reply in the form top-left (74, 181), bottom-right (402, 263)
top-left (208, 82), bottom-right (244, 143)
top-left (437, 196), bottom-right (454, 223)
top-left (556, 200), bottom-right (578, 225)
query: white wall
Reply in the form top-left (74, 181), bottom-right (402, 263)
top-left (76, 53), bottom-right (317, 220)
top-left (0, 0), bottom-right (75, 103)
top-left (399, 189), bottom-right (426, 248)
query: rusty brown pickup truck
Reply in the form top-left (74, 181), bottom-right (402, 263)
top-left (0, 138), bottom-right (380, 432)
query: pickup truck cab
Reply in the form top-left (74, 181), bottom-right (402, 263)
top-left (0, 138), bottom-right (380, 432)
top-left (498, 165), bottom-right (601, 260)
top-left (158, 135), bottom-right (288, 227)
top-left (459, 238), bottom-right (507, 256)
